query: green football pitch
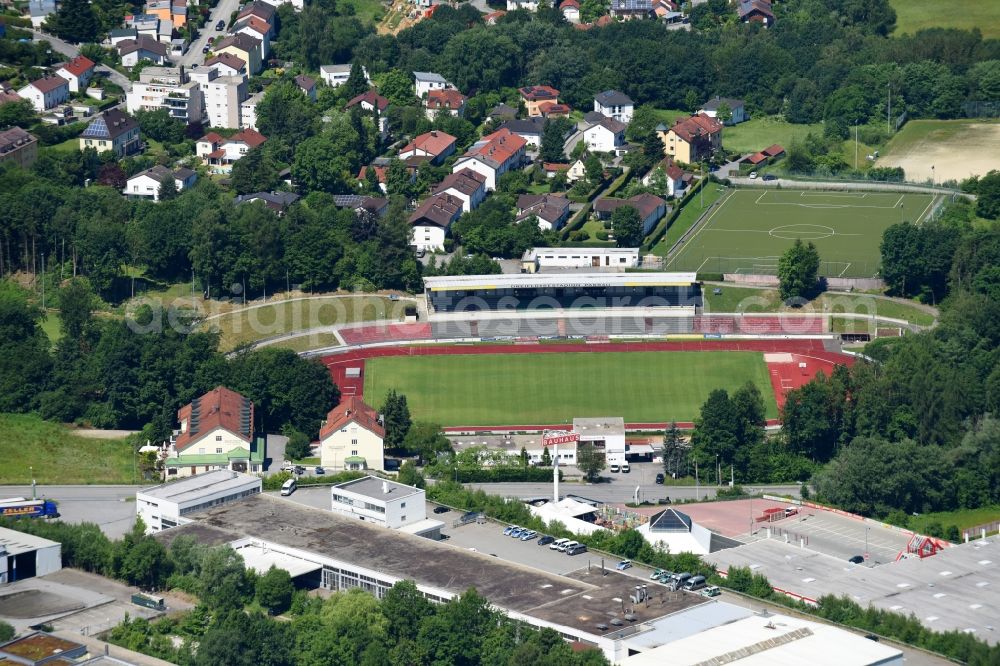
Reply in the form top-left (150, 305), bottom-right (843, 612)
top-left (665, 189), bottom-right (938, 278)
top-left (363, 351), bottom-right (777, 426)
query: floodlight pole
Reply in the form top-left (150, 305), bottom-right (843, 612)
top-left (854, 121), bottom-right (859, 170)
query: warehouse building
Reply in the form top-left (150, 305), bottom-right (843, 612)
top-left (330, 477), bottom-right (444, 539)
top-left (521, 247), bottom-right (641, 273)
top-left (0, 527), bottom-right (61, 583)
top-left (135, 469), bottom-right (261, 533)
top-left (423, 272), bottom-right (700, 313)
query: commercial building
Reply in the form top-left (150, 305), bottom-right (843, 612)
top-left (79, 109), bottom-right (141, 158)
top-left (521, 247), bottom-right (640, 273)
top-left (0, 127), bottom-right (39, 169)
top-left (423, 271), bottom-right (700, 313)
top-left (318, 396), bottom-right (385, 472)
top-left (330, 477), bottom-right (443, 539)
top-left (126, 67), bottom-right (204, 124)
top-left (163, 386), bottom-right (265, 477)
top-left (136, 469), bottom-right (261, 533)
top-left (0, 527), bottom-right (61, 583)
top-left (573, 417), bottom-right (626, 466)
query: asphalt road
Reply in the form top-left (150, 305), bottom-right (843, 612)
top-left (180, 0), bottom-right (243, 68)
top-left (0, 485), bottom-right (138, 539)
top-left (29, 29), bottom-right (131, 89)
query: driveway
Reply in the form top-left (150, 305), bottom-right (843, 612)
top-left (29, 29), bottom-right (130, 89)
top-left (180, 0), bottom-right (243, 68)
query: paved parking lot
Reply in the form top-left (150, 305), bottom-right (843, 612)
top-left (763, 510), bottom-right (911, 565)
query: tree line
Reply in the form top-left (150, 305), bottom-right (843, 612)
top-left (1, 279), bottom-right (338, 438)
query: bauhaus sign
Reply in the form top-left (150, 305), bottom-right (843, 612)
top-left (542, 431), bottom-right (580, 447)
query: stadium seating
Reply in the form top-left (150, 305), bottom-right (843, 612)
top-left (339, 323), bottom-right (432, 345)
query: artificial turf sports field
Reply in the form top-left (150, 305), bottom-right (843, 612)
top-left (363, 351), bottom-right (777, 426)
top-left (665, 189), bottom-right (937, 278)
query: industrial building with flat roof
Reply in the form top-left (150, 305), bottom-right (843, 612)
top-left (521, 247), bottom-right (641, 273)
top-left (0, 527), bottom-right (61, 583)
top-left (135, 469), bottom-right (261, 533)
top-left (423, 272), bottom-right (700, 313)
top-left (330, 477), bottom-right (444, 539)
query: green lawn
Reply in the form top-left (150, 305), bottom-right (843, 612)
top-left (269, 332), bottom-right (342, 354)
top-left (702, 285), bottom-right (935, 326)
top-left (650, 185), bottom-right (727, 257)
top-left (203, 295), bottom-right (401, 351)
top-left (0, 414), bottom-right (135, 485)
top-left (664, 189), bottom-right (936, 278)
top-left (890, 0), bottom-right (1000, 38)
top-left (650, 108), bottom-right (692, 127)
top-left (906, 506), bottom-right (1000, 536)
top-left (723, 117), bottom-right (823, 155)
top-left (340, 0), bottom-right (385, 23)
top-left (39, 312), bottom-right (63, 346)
top-left (364, 351), bottom-right (777, 426)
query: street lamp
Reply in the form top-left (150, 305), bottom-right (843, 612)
top-left (865, 526), bottom-right (870, 561)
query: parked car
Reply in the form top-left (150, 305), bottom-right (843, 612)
top-left (650, 568), bottom-right (665, 580)
top-left (538, 535), bottom-right (555, 546)
top-left (655, 473), bottom-right (665, 484)
top-left (294, 465), bottom-right (305, 475)
top-left (762, 174), bottom-right (778, 181)
top-left (616, 560), bottom-right (632, 571)
top-left (849, 555), bottom-right (865, 564)
top-left (621, 462), bottom-right (630, 473)
top-left (202, 44), bottom-right (211, 54)
top-left (701, 585), bottom-right (721, 597)
top-left (509, 527), bottom-right (525, 538)
top-left (749, 171), bottom-right (758, 179)
top-left (503, 525), bottom-right (519, 536)
top-left (215, 19), bottom-right (225, 30)
top-left (609, 464), bottom-right (620, 473)
top-left (550, 537), bottom-right (570, 550)
top-left (566, 543), bottom-right (588, 555)
top-left (314, 466), bottom-right (325, 475)
top-left (433, 506), bottom-right (450, 514)
top-left (558, 540), bottom-right (578, 553)
top-left (519, 530), bottom-right (537, 541)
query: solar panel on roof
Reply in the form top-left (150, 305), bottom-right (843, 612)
top-left (81, 116), bottom-right (110, 139)
top-left (650, 508), bottom-right (692, 533)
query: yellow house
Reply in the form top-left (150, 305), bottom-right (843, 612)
top-left (165, 386), bottom-right (265, 478)
top-left (214, 33), bottom-right (263, 75)
top-left (79, 109), bottom-right (141, 158)
top-left (319, 397), bottom-right (386, 472)
top-left (656, 113), bottom-right (723, 164)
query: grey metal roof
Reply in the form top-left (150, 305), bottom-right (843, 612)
top-left (333, 476), bottom-right (423, 503)
top-left (595, 90), bottom-right (634, 107)
top-left (138, 470), bottom-right (260, 507)
top-left (423, 272), bottom-right (696, 290)
top-left (413, 71), bottom-right (447, 83)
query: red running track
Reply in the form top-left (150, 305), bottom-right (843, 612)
top-left (321, 339), bottom-right (854, 426)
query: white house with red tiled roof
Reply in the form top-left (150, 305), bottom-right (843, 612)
top-left (398, 130), bottom-right (457, 165)
top-left (56, 55), bottom-right (96, 93)
top-left (197, 128), bottom-right (267, 172)
top-left (347, 89), bottom-right (390, 139)
top-left (319, 396), bottom-right (385, 472)
top-left (409, 192), bottom-right (463, 252)
top-left (164, 386), bottom-right (262, 477)
top-left (452, 127), bottom-right (527, 191)
top-left (17, 77), bottom-right (68, 112)
top-left (424, 88), bottom-right (466, 119)
top-left (559, 0), bottom-right (580, 22)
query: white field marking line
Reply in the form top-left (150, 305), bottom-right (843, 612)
top-left (798, 191), bottom-right (871, 199)
top-left (803, 517), bottom-right (909, 550)
top-left (755, 191), bottom-right (769, 204)
top-left (892, 194), bottom-right (904, 208)
top-left (756, 201), bottom-right (901, 210)
top-left (837, 262), bottom-right (851, 277)
top-left (668, 190), bottom-right (737, 269)
top-left (694, 255), bottom-right (780, 273)
top-left (916, 195), bottom-right (936, 223)
top-left (707, 227), bottom-right (864, 237)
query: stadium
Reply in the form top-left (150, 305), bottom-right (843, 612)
top-left (317, 271), bottom-right (854, 430)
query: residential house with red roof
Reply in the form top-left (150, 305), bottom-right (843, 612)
top-left (347, 89), bottom-right (391, 139)
top-left (519, 85), bottom-right (560, 117)
top-left (656, 112), bottom-right (722, 164)
top-left (425, 88), bottom-right (467, 119)
top-left (165, 386), bottom-right (263, 477)
top-left (206, 53), bottom-right (247, 77)
top-left (319, 397), bottom-right (385, 472)
top-left (215, 33), bottom-right (263, 75)
top-left (559, 0), bottom-right (580, 22)
top-left (398, 130), bottom-right (457, 165)
top-left (237, 1), bottom-right (276, 24)
top-left (594, 192), bottom-right (667, 235)
top-left (234, 15), bottom-right (273, 58)
top-left (642, 156), bottom-right (688, 197)
top-left (197, 128), bottom-right (267, 173)
top-left (16, 77), bottom-right (68, 112)
top-left (484, 9), bottom-right (506, 23)
top-left (452, 127), bottom-right (527, 191)
top-left (55, 55), bottom-right (96, 93)
top-left (409, 192), bottom-right (463, 252)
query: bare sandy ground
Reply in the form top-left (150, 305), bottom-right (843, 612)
top-left (878, 122), bottom-right (1000, 183)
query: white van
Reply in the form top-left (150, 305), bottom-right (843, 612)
top-left (550, 538), bottom-right (570, 551)
top-left (683, 575), bottom-right (707, 592)
top-left (558, 540), bottom-right (579, 553)
top-left (280, 478), bottom-right (296, 496)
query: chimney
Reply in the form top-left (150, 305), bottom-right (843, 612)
top-left (382, 481), bottom-right (390, 493)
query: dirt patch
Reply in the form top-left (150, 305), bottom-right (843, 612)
top-left (0, 589), bottom-right (84, 619)
top-left (878, 122), bottom-right (1000, 183)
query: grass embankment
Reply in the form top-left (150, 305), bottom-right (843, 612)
top-left (907, 506), bottom-right (1000, 536)
top-left (650, 185), bottom-right (726, 257)
top-left (890, 0), bottom-right (1000, 38)
top-left (702, 285), bottom-right (934, 327)
top-left (364, 351), bottom-right (777, 426)
top-left (0, 414), bottom-right (135, 485)
top-left (722, 117), bottom-right (824, 155)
